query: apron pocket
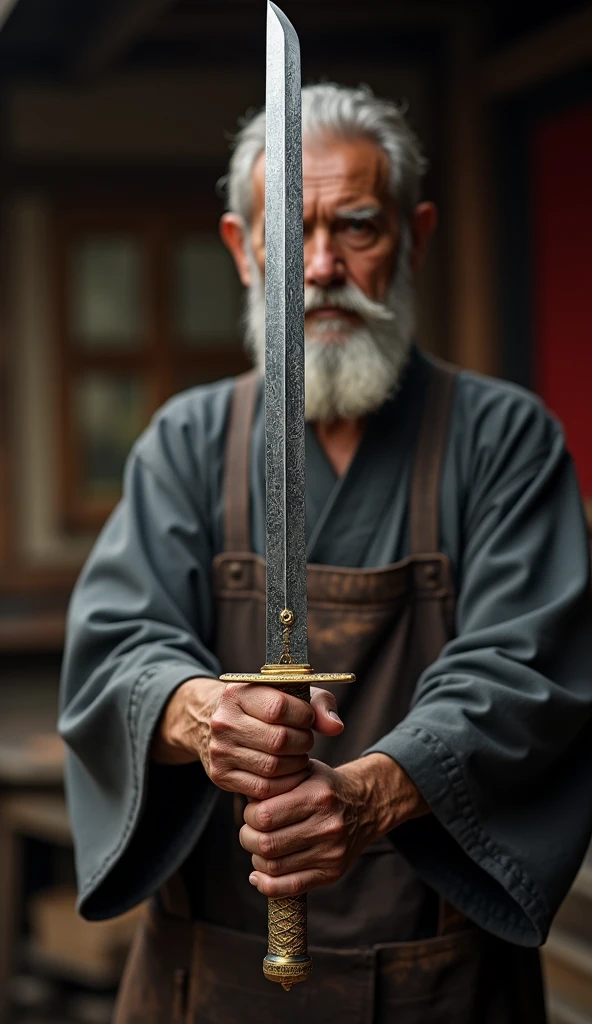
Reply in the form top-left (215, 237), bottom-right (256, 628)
top-left (376, 926), bottom-right (505, 1024)
top-left (187, 925), bottom-right (374, 1024)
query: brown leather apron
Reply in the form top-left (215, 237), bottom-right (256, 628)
top-left (114, 360), bottom-right (546, 1024)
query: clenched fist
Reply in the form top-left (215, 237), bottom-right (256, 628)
top-left (240, 754), bottom-right (428, 897)
top-left (151, 677), bottom-right (344, 800)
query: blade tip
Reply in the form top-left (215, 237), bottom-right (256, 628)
top-left (267, 2), bottom-right (298, 42)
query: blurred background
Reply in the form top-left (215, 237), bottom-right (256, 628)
top-left (0, 0), bottom-right (590, 1021)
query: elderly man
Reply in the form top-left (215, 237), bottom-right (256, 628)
top-left (60, 84), bottom-right (592, 1024)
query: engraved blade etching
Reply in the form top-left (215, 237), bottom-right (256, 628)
top-left (265, 1), bottom-right (307, 666)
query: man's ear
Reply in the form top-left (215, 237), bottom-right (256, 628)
top-left (409, 202), bottom-right (438, 273)
top-left (220, 213), bottom-right (253, 287)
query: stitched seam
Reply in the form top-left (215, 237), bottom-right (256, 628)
top-left (395, 724), bottom-right (550, 933)
top-left (79, 665), bottom-right (168, 898)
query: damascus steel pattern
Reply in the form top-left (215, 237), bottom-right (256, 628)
top-left (264, 1), bottom-right (307, 667)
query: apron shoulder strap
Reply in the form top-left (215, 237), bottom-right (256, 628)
top-left (222, 370), bottom-right (260, 553)
top-left (409, 356), bottom-right (458, 556)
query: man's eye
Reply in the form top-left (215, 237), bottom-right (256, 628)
top-left (340, 220), bottom-right (379, 244)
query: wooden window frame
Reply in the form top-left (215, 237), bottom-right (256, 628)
top-left (53, 202), bottom-right (249, 533)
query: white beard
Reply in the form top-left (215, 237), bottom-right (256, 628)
top-left (243, 230), bottom-right (416, 422)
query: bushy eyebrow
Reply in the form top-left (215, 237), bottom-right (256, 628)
top-left (334, 205), bottom-right (382, 222)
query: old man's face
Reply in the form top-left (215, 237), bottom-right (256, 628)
top-left (222, 135), bottom-right (433, 421)
top-left (251, 136), bottom-right (398, 324)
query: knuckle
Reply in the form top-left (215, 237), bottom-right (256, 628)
top-left (267, 725), bottom-right (287, 754)
top-left (222, 682), bottom-right (242, 702)
top-left (255, 807), bottom-right (273, 830)
top-left (209, 765), bottom-right (227, 788)
top-left (266, 693), bottom-right (287, 724)
top-left (315, 785), bottom-right (334, 811)
top-left (251, 776), bottom-right (271, 801)
top-left (303, 730), bottom-right (314, 752)
top-left (259, 878), bottom-right (274, 897)
top-left (210, 711), bottom-right (229, 736)
top-left (324, 815), bottom-right (345, 839)
top-left (330, 843), bottom-right (347, 864)
top-left (261, 754), bottom-right (279, 777)
top-left (208, 736), bottom-right (223, 758)
top-left (265, 859), bottom-right (281, 876)
top-left (208, 743), bottom-right (229, 773)
top-left (290, 875), bottom-right (306, 896)
top-left (258, 833), bottom-right (276, 857)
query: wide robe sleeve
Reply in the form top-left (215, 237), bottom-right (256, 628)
top-left (59, 393), bottom-right (226, 920)
top-left (366, 385), bottom-right (592, 947)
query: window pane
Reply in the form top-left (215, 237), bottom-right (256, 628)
top-left (173, 235), bottom-right (242, 347)
top-left (70, 237), bottom-right (145, 349)
top-left (76, 374), bottom-right (146, 498)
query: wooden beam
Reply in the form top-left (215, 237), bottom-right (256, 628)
top-left (71, 0), bottom-right (179, 77)
top-left (0, 0), bottom-right (21, 33)
top-left (483, 8), bottom-right (592, 97)
top-left (157, 1), bottom-right (463, 38)
top-left (3, 160), bottom-right (226, 202)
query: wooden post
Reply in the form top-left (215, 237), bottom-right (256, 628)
top-left (0, 91), bottom-right (13, 576)
top-left (445, 15), bottom-right (497, 377)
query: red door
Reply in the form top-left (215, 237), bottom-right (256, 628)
top-left (531, 102), bottom-right (592, 501)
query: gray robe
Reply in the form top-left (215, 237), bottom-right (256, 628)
top-left (59, 346), bottom-right (592, 948)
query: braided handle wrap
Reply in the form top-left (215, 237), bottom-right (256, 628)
top-left (263, 681), bottom-right (312, 991)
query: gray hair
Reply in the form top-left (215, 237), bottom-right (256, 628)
top-left (223, 82), bottom-right (427, 225)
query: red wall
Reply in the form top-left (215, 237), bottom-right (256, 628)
top-left (531, 102), bottom-right (592, 498)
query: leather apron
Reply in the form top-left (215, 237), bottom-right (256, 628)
top-left (114, 360), bottom-right (546, 1024)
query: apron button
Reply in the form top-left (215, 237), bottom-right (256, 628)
top-left (228, 561), bottom-right (243, 581)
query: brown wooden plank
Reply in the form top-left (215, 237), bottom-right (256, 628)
top-left (3, 163), bottom-right (226, 207)
top-left (157, 0), bottom-right (465, 38)
top-left (72, 0), bottom-right (180, 77)
top-left (483, 9), bottom-right (592, 98)
top-left (0, 612), bottom-right (66, 651)
top-left (0, 793), bottom-right (70, 844)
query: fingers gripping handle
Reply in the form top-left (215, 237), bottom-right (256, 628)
top-left (263, 681), bottom-right (312, 991)
top-left (219, 660), bottom-right (355, 991)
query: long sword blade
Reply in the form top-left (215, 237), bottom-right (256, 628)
top-left (265, 2), bottom-right (306, 666)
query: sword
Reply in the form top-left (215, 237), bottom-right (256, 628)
top-left (220, 2), bottom-right (354, 992)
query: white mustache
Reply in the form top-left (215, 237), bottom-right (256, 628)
top-left (305, 284), bottom-right (395, 325)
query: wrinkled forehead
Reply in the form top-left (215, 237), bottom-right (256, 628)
top-left (250, 136), bottom-right (393, 222)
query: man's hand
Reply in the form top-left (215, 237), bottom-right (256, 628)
top-left (240, 753), bottom-right (428, 897)
top-left (151, 677), bottom-right (344, 800)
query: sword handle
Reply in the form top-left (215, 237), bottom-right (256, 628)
top-left (263, 681), bottom-right (312, 992)
top-left (219, 663), bottom-right (355, 991)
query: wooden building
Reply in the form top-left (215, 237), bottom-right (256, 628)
top-left (0, 1), bottom-right (590, 1021)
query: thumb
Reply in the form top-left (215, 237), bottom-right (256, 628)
top-left (310, 687), bottom-right (344, 736)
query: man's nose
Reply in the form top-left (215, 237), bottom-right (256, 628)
top-left (304, 229), bottom-right (346, 290)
